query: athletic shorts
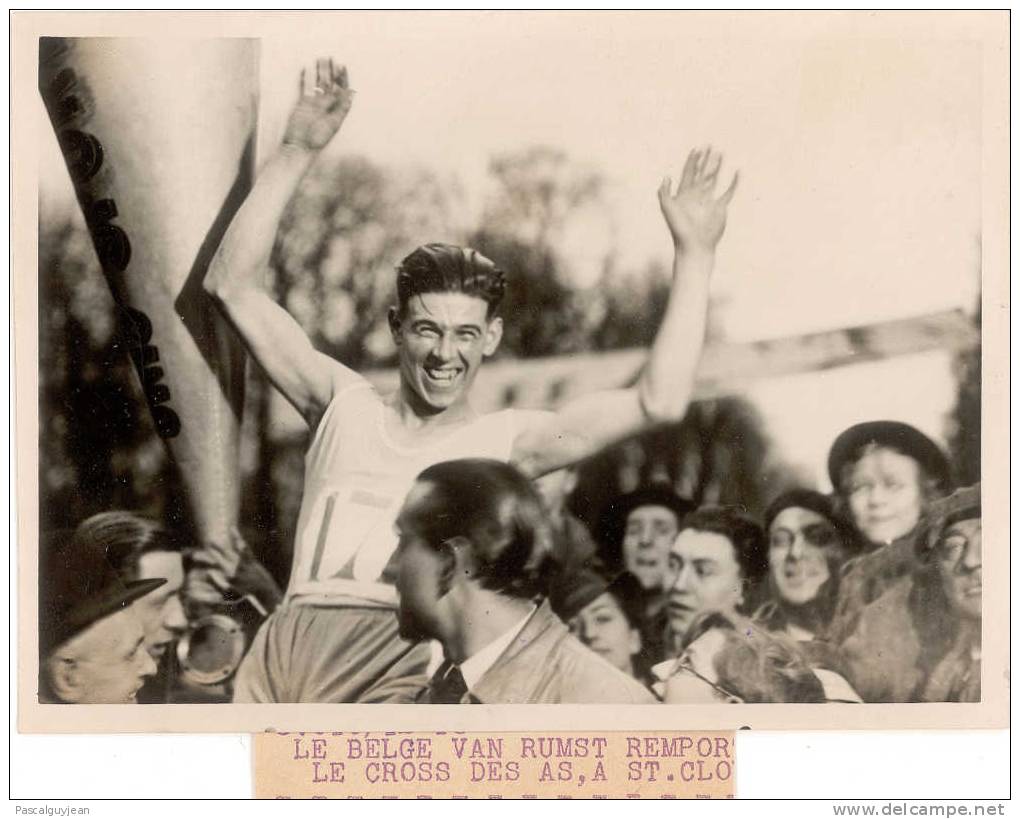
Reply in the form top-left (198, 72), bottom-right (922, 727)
top-left (231, 604), bottom-right (430, 703)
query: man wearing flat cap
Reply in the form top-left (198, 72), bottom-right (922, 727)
top-left (39, 529), bottom-right (164, 704)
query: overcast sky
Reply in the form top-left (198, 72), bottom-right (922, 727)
top-left (41, 13), bottom-right (981, 345)
top-left (36, 14), bottom-right (984, 483)
top-left (255, 14), bottom-right (982, 343)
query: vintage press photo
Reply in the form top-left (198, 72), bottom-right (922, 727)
top-left (13, 11), bottom-right (1009, 734)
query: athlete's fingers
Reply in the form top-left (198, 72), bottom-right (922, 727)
top-left (680, 150), bottom-right (699, 187)
top-left (719, 170), bottom-right (740, 205)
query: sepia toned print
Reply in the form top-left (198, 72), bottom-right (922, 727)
top-left (14, 11), bottom-right (1008, 732)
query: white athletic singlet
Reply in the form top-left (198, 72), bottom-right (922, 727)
top-left (285, 379), bottom-right (522, 608)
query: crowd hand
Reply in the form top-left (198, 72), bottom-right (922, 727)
top-left (658, 147), bottom-right (738, 255)
top-left (282, 57), bottom-right (354, 153)
top-left (186, 528), bottom-right (283, 611)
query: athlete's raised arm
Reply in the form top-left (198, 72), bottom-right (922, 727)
top-left (205, 58), bottom-right (360, 429)
top-left (511, 147), bottom-right (738, 477)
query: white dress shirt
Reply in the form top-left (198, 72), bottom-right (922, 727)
top-left (458, 605), bottom-right (538, 690)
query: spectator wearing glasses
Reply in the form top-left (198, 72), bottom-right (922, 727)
top-left (655, 610), bottom-right (827, 704)
top-left (755, 490), bottom-right (862, 642)
top-left (837, 485), bottom-right (981, 703)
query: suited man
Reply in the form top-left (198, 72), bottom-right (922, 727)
top-left (393, 458), bottom-right (655, 704)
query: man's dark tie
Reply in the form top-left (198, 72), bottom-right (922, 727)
top-left (428, 662), bottom-right (469, 704)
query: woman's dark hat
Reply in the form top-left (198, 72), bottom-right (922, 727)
top-left (549, 564), bottom-right (646, 625)
top-left (39, 529), bottom-right (166, 655)
top-left (827, 421), bottom-right (950, 493)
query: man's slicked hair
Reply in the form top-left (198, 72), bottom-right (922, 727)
top-left (396, 243), bottom-right (506, 318)
top-left (71, 511), bottom-right (182, 584)
top-left (409, 459), bottom-right (552, 600)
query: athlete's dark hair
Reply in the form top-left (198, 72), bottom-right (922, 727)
top-left (405, 459), bottom-right (553, 600)
top-left (395, 243), bottom-right (506, 318)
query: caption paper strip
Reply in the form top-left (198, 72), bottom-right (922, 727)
top-left (253, 730), bottom-right (736, 799)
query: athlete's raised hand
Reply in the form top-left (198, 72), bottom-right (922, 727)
top-left (282, 57), bottom-right (354, 153)
top-left (658, 147), bottom-right (738, 254)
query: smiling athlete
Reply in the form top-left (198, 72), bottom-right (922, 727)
top-left (205, 59), bottom-right (739, 703)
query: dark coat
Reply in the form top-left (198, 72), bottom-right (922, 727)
top-left (826, 530), bottom-right (919, 646)
top-left (837, 568), bottom-right (979, 703)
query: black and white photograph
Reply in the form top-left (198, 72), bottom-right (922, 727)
top-left (14, 11), bottom-right (1008, 739)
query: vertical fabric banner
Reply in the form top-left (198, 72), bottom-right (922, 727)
top-left (38, 38), bottom-right (258, 578)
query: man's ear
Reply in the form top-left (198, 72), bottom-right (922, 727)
top-left (483, 316), bottom-right (503, 357)
top-left (436, 536), bottom-right (469, 598)
top-left (442, 536), bottom-right (477, 590)
top-left (388, 306), bottom-right (403, 345)
top-left (47, 654), bottom-right (81, 704)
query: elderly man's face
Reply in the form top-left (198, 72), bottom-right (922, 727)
top-left (55, 608), bottom-right (158, 704)
top-left (936, 517), bottom-right (982, 621)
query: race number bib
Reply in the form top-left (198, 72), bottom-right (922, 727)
top-left (301, 484), bottom-right (402, 583)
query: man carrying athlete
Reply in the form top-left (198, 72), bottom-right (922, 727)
top-left (205, 58), bottom-right (738, 703)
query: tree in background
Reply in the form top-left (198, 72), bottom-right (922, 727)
top-left (946, 301), bottom-right (981, 487)
top-left (273, 155), bottom-right (460, 369)
top-left (243, 155), bottom-right (461, 577)
top-left (39, 213), bottom-right (175, 530)
top-left (468, 146), bottom-right (606, 358)
top-left (39, 145), bottom-right (794, 586)
top-left (588, 259), bottom-right (671, 350)
top-left (569, 394), bottom-right (793, 544)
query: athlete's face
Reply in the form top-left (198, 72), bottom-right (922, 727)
top-left (391, 293), bottom-right (503, 415)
